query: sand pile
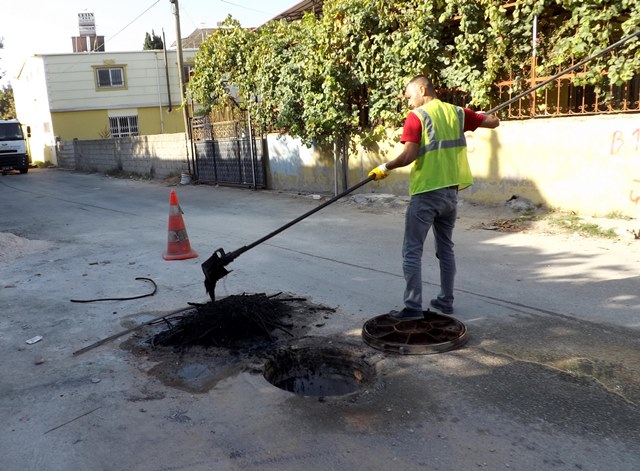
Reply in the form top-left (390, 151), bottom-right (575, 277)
top-left (0, 232), bottom-right (50, 263)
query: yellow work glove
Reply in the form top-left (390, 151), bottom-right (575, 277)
top-left (368, 163), bottom-right (390, 181)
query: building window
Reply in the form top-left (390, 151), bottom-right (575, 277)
top-left (109, 116), bottom-right (138, 137)
top-left (96, 67), bottom-right (125, 88)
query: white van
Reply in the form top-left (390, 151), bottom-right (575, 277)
top-left (0, 119), bottom-right (31, 174)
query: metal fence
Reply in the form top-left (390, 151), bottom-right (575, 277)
top-left (195, 138), bottom-right (266, 188)
top-left (495, 71), bottom-right (640, 119)
top-left (191, 113), bottom-right (266, 188)
top-left (191, 115), bottom-right (213, 141)
top-left (438, 71), bottom-right (639, 120)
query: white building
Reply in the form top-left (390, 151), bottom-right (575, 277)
top-left (13, 49), bottom-right (197, 163)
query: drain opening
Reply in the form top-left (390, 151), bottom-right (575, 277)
top-left (264, 345), bottom-right (376, 397)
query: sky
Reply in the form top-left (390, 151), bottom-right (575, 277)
top-left (0, 0), bottom-right (298, 86)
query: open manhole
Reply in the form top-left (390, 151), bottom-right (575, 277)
top-left (362, 310), bottom-right (468, 355)
top-left (119, 293), bottom-right (337, 394)
top-left (263, 341), bottom-right (377, 397)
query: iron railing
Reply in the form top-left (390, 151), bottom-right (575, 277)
top-left (495, 71), bottom-right (640, 119)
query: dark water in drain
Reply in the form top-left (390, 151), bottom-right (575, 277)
top-left (179, 363), bottom-right (210, 381)
top-left (275, 371), bottom-right (361, 396)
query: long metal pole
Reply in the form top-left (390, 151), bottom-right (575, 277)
top-left (530, 15), bottom-right (538, 116)
top-left (162, 29), bottom-right (172, 112)
top-left (170, 0), bottom-right (192, 175)
top-left (223, 175), bottom-right (376, 263)
top-left (333, 142), bottom-right (338, 197)
top-left (154, 52), bottom-right (165, 133)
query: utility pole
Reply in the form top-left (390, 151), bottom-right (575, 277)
top-left (170, 0), bottom-right (192, 175)
top-left (530, 15), bottom-right (538, 117)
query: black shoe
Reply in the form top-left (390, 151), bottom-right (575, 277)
top-left (429, 298), bottom-right (454, 314)
top-left (388, 308), bottom-right (424, 321)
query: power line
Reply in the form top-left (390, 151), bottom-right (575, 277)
top-left (219, 0), bottom-right (270, 15)
top-left (96, 0), bottom-right (162, 51)
top-left (177, 0), bottom-right (201, 34)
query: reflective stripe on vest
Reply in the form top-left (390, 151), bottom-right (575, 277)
top-left (412, 106), bottom-right (467, 155)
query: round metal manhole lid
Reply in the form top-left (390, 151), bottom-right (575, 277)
top-left (361, 310), bottom-right (468, 355)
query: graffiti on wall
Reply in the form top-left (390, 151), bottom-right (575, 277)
top-left (610, 128), bottom-right (640, 206)
top-left (630, 180), bottom-right (640, 205)
top-left (610, 128), bottom-right (640, 156)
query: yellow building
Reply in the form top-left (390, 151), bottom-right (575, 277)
top-left (13, 49), bottom-right (197, 164)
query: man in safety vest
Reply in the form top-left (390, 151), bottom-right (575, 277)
top-left (369, 74), bottom-right (500, 320)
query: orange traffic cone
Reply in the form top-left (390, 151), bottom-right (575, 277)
top-left (163, 190), bottom-right (198, 260)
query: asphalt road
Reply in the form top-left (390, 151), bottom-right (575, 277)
top-left (1, 168), bottom-right (639, 471)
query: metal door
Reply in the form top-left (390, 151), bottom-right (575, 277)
top-left (192, 116), bottom-right (266, 188)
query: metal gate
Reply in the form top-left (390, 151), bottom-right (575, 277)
top-left (192, 116), bottom-right (266, 188)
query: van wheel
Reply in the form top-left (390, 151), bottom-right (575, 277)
top-left (19, 168), bottom-right (28, 174)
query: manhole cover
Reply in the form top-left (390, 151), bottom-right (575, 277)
top-left (263, 341), bottom-right (376, 397)
top-left (361, 310), bottom-right (468, 355)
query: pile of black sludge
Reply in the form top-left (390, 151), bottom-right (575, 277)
top-left (151, 293), bottom-right (295, 349)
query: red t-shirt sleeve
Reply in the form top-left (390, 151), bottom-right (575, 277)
top-left (463, 108), bottom-right (485, 132)
top-left (401, 108), bottom-right (485, 142)
top-left (400, 112), bottom-right (422, 144)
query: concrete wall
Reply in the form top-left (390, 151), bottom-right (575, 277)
top-left (265, 134), bottom-right (336, 192)
top-left (56, 140), bottom-right (76, 169)
top-left (266, 114), bottom-right (640, 218)
top-left (61, 113), bottom-right (640, 217)
top-left (466, 114), bottom-right (640, 218)
top-left (62, 133), bottom-right (190, 179)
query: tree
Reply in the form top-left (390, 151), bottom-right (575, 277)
top-left (0, 85), bottom-right (15, 119)
top-left (188, 17), bottom-right (253, 116)
top-left (143, 30), bottom-right (164, 50)
top-left (0, 36), bottom-right (4, 81)
top-left (187, 0), bottom-right (640, 146)
top-left (0, 37), bottom-right (14, 118)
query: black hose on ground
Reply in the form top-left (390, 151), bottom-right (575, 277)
top-left (70, 277), bottom-right (157, 303)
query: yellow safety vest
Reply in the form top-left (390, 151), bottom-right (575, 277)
top-left (409, 99), bottom-right (473, 196)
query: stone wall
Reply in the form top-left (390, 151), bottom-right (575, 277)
top-left (58, 134), bottom-right (190, 179)
top-left (55, 140), bottom-right (76, 169)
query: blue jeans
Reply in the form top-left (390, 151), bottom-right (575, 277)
top-left (402, 187), bottom-right (458, 312)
